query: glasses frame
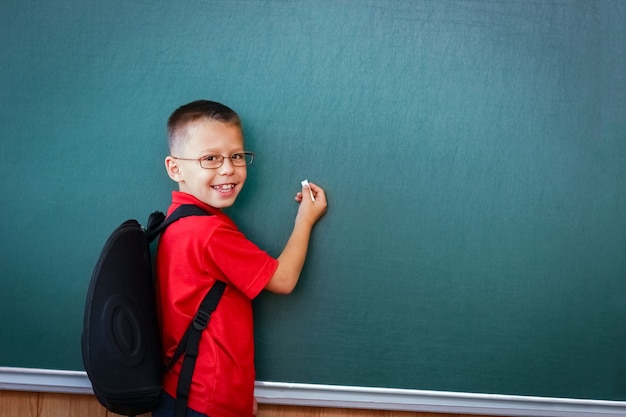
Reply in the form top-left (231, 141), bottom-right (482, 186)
top-left (171, 151), bottom-right (255, 169)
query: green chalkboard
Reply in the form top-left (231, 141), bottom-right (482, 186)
top-left (1, 0), bottom-right (625, 402)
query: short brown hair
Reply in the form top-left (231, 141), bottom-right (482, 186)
top-left (167, 100), bottom-right (241, 154)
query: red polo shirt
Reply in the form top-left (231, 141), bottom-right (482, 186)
top-left (156, 192), bottom-right (278, 417)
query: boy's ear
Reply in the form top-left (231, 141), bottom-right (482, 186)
top-left (165, 156), bottom-right (184, 183)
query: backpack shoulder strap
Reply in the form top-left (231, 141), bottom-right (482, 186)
top-left (145, 204), bottom-right (211, 242)
top-left (173, 280), bottom-right (226, 417)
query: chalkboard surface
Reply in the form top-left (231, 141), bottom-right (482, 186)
top-left (1, 0), bottom-right (625, 402)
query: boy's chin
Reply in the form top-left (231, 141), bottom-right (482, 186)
top-left (213, 202), bottom-right (235, 210)
top-left (206, 197), bottom-right (237, 209)
top-left (188, 189), bottom-right (239, 209)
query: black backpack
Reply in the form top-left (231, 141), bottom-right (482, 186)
top-left (82, 204), bottom-right (225, 417)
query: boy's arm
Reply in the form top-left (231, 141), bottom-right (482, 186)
top-left (264, 181), bottom-right (327, 294)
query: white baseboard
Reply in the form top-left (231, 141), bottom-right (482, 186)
top-left (1, 367), bottom-right (625, 417)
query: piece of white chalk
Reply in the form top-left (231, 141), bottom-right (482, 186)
top-left (301, 179), bottom-right (315, 201)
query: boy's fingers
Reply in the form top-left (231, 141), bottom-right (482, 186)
top-left (299, 181), bottom-right (326, 209)
top-left (305, 181), bottom-right (321, 194)
top-left (308, 183), bottom-right (326, 202)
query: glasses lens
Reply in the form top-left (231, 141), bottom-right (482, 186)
top-left (231, 152), bottom-right (254, 166)
top-left (200, 155), bottom-right (223, 169)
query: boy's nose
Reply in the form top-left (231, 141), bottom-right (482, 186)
top-left (218, 157), bottom-right (236, 174)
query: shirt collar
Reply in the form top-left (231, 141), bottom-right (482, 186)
top-left (170, 191), bottom-right (236, 226)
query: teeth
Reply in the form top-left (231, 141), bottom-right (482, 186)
top-left (213, 184), bottom-right (235, 191)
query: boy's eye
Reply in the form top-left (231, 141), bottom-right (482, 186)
top-left (203, 155), bottom-right (220, 162)
top-left (231, 153), bottom-right (244, 160)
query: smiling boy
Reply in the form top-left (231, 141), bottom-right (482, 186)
top-left (152, 100), bottom-right (327, 417)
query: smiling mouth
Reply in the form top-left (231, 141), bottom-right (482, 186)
top-left (212, 184), bottom-right (236, 193)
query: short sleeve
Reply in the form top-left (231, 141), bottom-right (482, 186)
top-left (206, 225), bottom-right (278, 299)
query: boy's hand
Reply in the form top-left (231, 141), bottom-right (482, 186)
top-left (295, 181), bottom-right (327, 226)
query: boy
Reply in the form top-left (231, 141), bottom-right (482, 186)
top-left (152, 100), bottom-right (327, 417)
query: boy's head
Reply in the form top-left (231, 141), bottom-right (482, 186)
top-left (165, 100), bottom-right (252, 209)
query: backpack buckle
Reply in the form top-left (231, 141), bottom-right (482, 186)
top-left (193, 309), bottom-right (211, 330)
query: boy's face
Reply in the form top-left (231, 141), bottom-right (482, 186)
top-left (167, 119), bottom-right (247, 209)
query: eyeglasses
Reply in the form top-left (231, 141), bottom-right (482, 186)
top-left (171, 152), bottom-right (255, 169)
